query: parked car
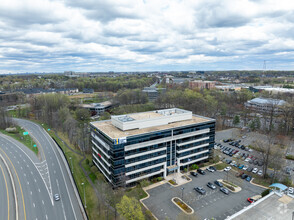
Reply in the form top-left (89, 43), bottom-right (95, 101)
top-left (253, 160), bottom-right (258, 165)
top-left (209, 166), bottom-right (216, 171)
top-left (258, 161), bottom-right (264, 166)
top-left (220, 187), bottom-right (229, 195)
top-left (207, 182), bottom-right (216, 190)
top-left (247, 195), bottom-right (261, 203)
top-left (214, 180), bottom-right (223, 187)
top-left (246, 175), bottom-right (252, 182)
top-left (194, 187), bottom-right (206, 195)
top-left (245, 158), bottom-right (251, 162)
top-left (258, 170), bottom-right (263, 176)
top-left (191, 171), bottom-right (198, 177)
top-left (247, 167), bottom-right (253, 172)
top-left (288, 187), bottom-right (294, 194)
top-left (206, 167), bottom-right (215, 172)
top-left (241, 174), bottom-right (248, 179)
top-left (238, 164), bottom-right (244, 169)
top-left (197, 169), bottom-right (206, 175)
top-left (252, 168), bottom-right (258, 173)
top-left (286, 167), bottom-right (291, 175)
top-left (224, 166), bottom-right (232, 172)
top-left (243, 165), bottom-right (249, 170)
top-left (230, 161), bottom-right (237, 166)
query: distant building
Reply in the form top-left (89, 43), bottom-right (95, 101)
top-left (90, 108), bottom-right (215, 187)
top-left (215, 85), bottom-right (242, 92)
top-left (245, 97), bottom-right (287, 114)
top-left (83, 88), bottom-right (94, 93)
top-left (78, 101), bottom-right (112, 116)
top-left (142, 87), bottom-right (166, 101)
top-left (189, 80), bottom-right (215, 89)
top-left (14, 88), bottom-right (78, 98)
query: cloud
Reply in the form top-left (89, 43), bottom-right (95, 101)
top-left (1, 0), bottom-right (294, 73)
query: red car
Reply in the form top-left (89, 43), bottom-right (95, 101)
top-left (247, 198), bottom-right (254, 203)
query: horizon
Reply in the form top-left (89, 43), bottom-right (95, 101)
top-left (1, 1), bottom-right (294, 73)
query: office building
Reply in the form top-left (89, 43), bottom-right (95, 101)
top-left (90, 108), bottom-right (215, 187)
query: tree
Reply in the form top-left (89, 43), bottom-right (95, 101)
top-left (233, 115), bottom-right (240, 126)
top-left (116, 195), bottom-right (144, 220)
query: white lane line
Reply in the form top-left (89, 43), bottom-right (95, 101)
top-left (39, 188), bottom-right (41, 192)
top-left (45, 215), bottom-right (48, 220)
top-left (0, 134), bottom-right (54, 205)
top-left (33, 203), bottom-right (35, 207)
top-left (24, 173), bottom-right (26, 177)
top-left (20, 166), bottom-right (23, 170)
top-left (34, 179), bottom-right (36, 182)
top-left (46, 132), bottom-right (77, 220)
top-left (30, 191), bottom-right (32, 195)
top-left (27, 181), bottom-right (29, 185)
top-left (42, 200), bottom-right (44, 204)
top-left (54, 170), bottom-right (56, 174)
top-left (56, 179), bottom-right (67, 220)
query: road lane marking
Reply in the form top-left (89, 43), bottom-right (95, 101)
top-left (0, 135), bottom-right (54, 205)
top-left (0, 148), bottom-right (26, 220)
top-left (39, 188), bottom-right (41, 192)
top-left (0, 163), bottom-right (10, 220)
top-left (56, 179), bottom-right (67, 220)
top-left (33, 203), bottom-right (35, 208)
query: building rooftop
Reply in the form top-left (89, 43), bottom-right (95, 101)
top-left (230, 192), bottom-right (294, 220)
top-left (248, 97), bottom-right (286, 106)
top-left (91, 108), bottom-right (214, 139)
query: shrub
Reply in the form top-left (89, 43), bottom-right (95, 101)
top-left (88, 160), bottom-right (94, 167)
top-left (184, 168), bottom-right (187, 173)
top-left (191, 164), bottom-right (199, 170)
top-left (168, 180), bottom-right (177, 185)
top-left (286, 155), bottom-right (294, 160)
top-left (90, 165), bottom-right (98, 173)
top-left (173, 198), bottom-right (192, 213)
top-left (261, 189), bottom-right (270, 197)
top-left (282, 176), bottom-right (292, 186)
top-left (85, 158), bottom-right (90, 165)
top-left (157, 177), bottom-right (163, 181)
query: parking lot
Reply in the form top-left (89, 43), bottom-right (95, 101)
top-left (142, 170), bottom-right (264, 220)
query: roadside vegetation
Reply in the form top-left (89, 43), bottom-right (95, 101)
top-left (0, 126), bottom-right (38, 155)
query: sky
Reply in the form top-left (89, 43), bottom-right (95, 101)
top-left (1, 0), bottom-right (294, 73)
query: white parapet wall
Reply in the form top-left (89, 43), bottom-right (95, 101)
top-left (111, 108), bottom-right (192, 131)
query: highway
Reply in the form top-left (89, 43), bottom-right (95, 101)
top-left (0, 118), bottom-right (86, 220)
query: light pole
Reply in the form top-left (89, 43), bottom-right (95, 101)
top-left (82, 182), bottom-right (86, 208)
top-left (181, 187), bottom-right (184, 201)
top-left (69, 157), bottom-right (73, 174)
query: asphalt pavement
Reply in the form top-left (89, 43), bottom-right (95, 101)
top-left (0, 118), bottom-right (86, 220)
top-left (14, 118), bottom-right (86, 220)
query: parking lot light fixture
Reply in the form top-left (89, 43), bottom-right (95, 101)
top-left (181, 187), bottom-right (184, 201)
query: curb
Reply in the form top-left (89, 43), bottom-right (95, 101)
top-left (171, 197), bottom-right (194, 215)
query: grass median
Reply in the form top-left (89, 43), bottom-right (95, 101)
top-left (0, 126), bottom-right (38, 155)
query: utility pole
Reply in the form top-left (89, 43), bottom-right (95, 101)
top-left (181, 187), bottom-right (184, 201)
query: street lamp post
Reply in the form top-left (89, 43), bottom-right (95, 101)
top-left (82, 182), bottom-right (86, 208)
top-left (69, 157), bottom-right (73, 174)
top-left (181, 187), bottom-right (184, 201)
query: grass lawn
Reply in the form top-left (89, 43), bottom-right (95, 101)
top-left (39, 123), bottom-right (101, 220)
top-left (0, 126), bottom-right (38, 155)
top-left (215, 163), bottom-right (227, 170)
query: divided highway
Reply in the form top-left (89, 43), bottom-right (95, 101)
top-left (0, 118), bottom-right (86, 220)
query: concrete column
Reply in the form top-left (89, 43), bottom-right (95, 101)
top-left (164, 163), bottom-right (167, 178)
top-left (177, 158), bottom-right (180, 173)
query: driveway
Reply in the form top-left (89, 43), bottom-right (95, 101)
top-left (142, 170), bottom-right (264, 220)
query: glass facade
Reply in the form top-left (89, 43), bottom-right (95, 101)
top-left (91, 120), bottom-right (215, 187)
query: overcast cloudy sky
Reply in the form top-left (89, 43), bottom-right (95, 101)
top-left (1, 0), bottom-right (294, 73)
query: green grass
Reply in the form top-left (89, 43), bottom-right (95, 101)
top-left (215, 163), bottom-right (227, 170)
top-left (39, 123), bottom-right (101, 220)
top-left (0, 126), bottom-right (38, 155)
top-left (223, 180), bottom-right (238, 188)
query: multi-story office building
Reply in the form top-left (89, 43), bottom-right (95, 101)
top-left (90, 108), bottom-right (215, 187)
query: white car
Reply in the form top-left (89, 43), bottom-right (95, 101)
top-left (258, 170), bottom-right (263, 176)
top-left (54, 194), bottom-right (60, 201)
top-left (230, 161), bottom-right (236, 166)
top-left (244, 158), bottom-right (251, 162)
top-left (288, 187), bottom-right (294, 194)
top-left (252, 168), bottom-right (258, 174)
top-left (224, 166), bottom-right (232, 172)
top-left (243, 165), bottom-right (249, 170)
